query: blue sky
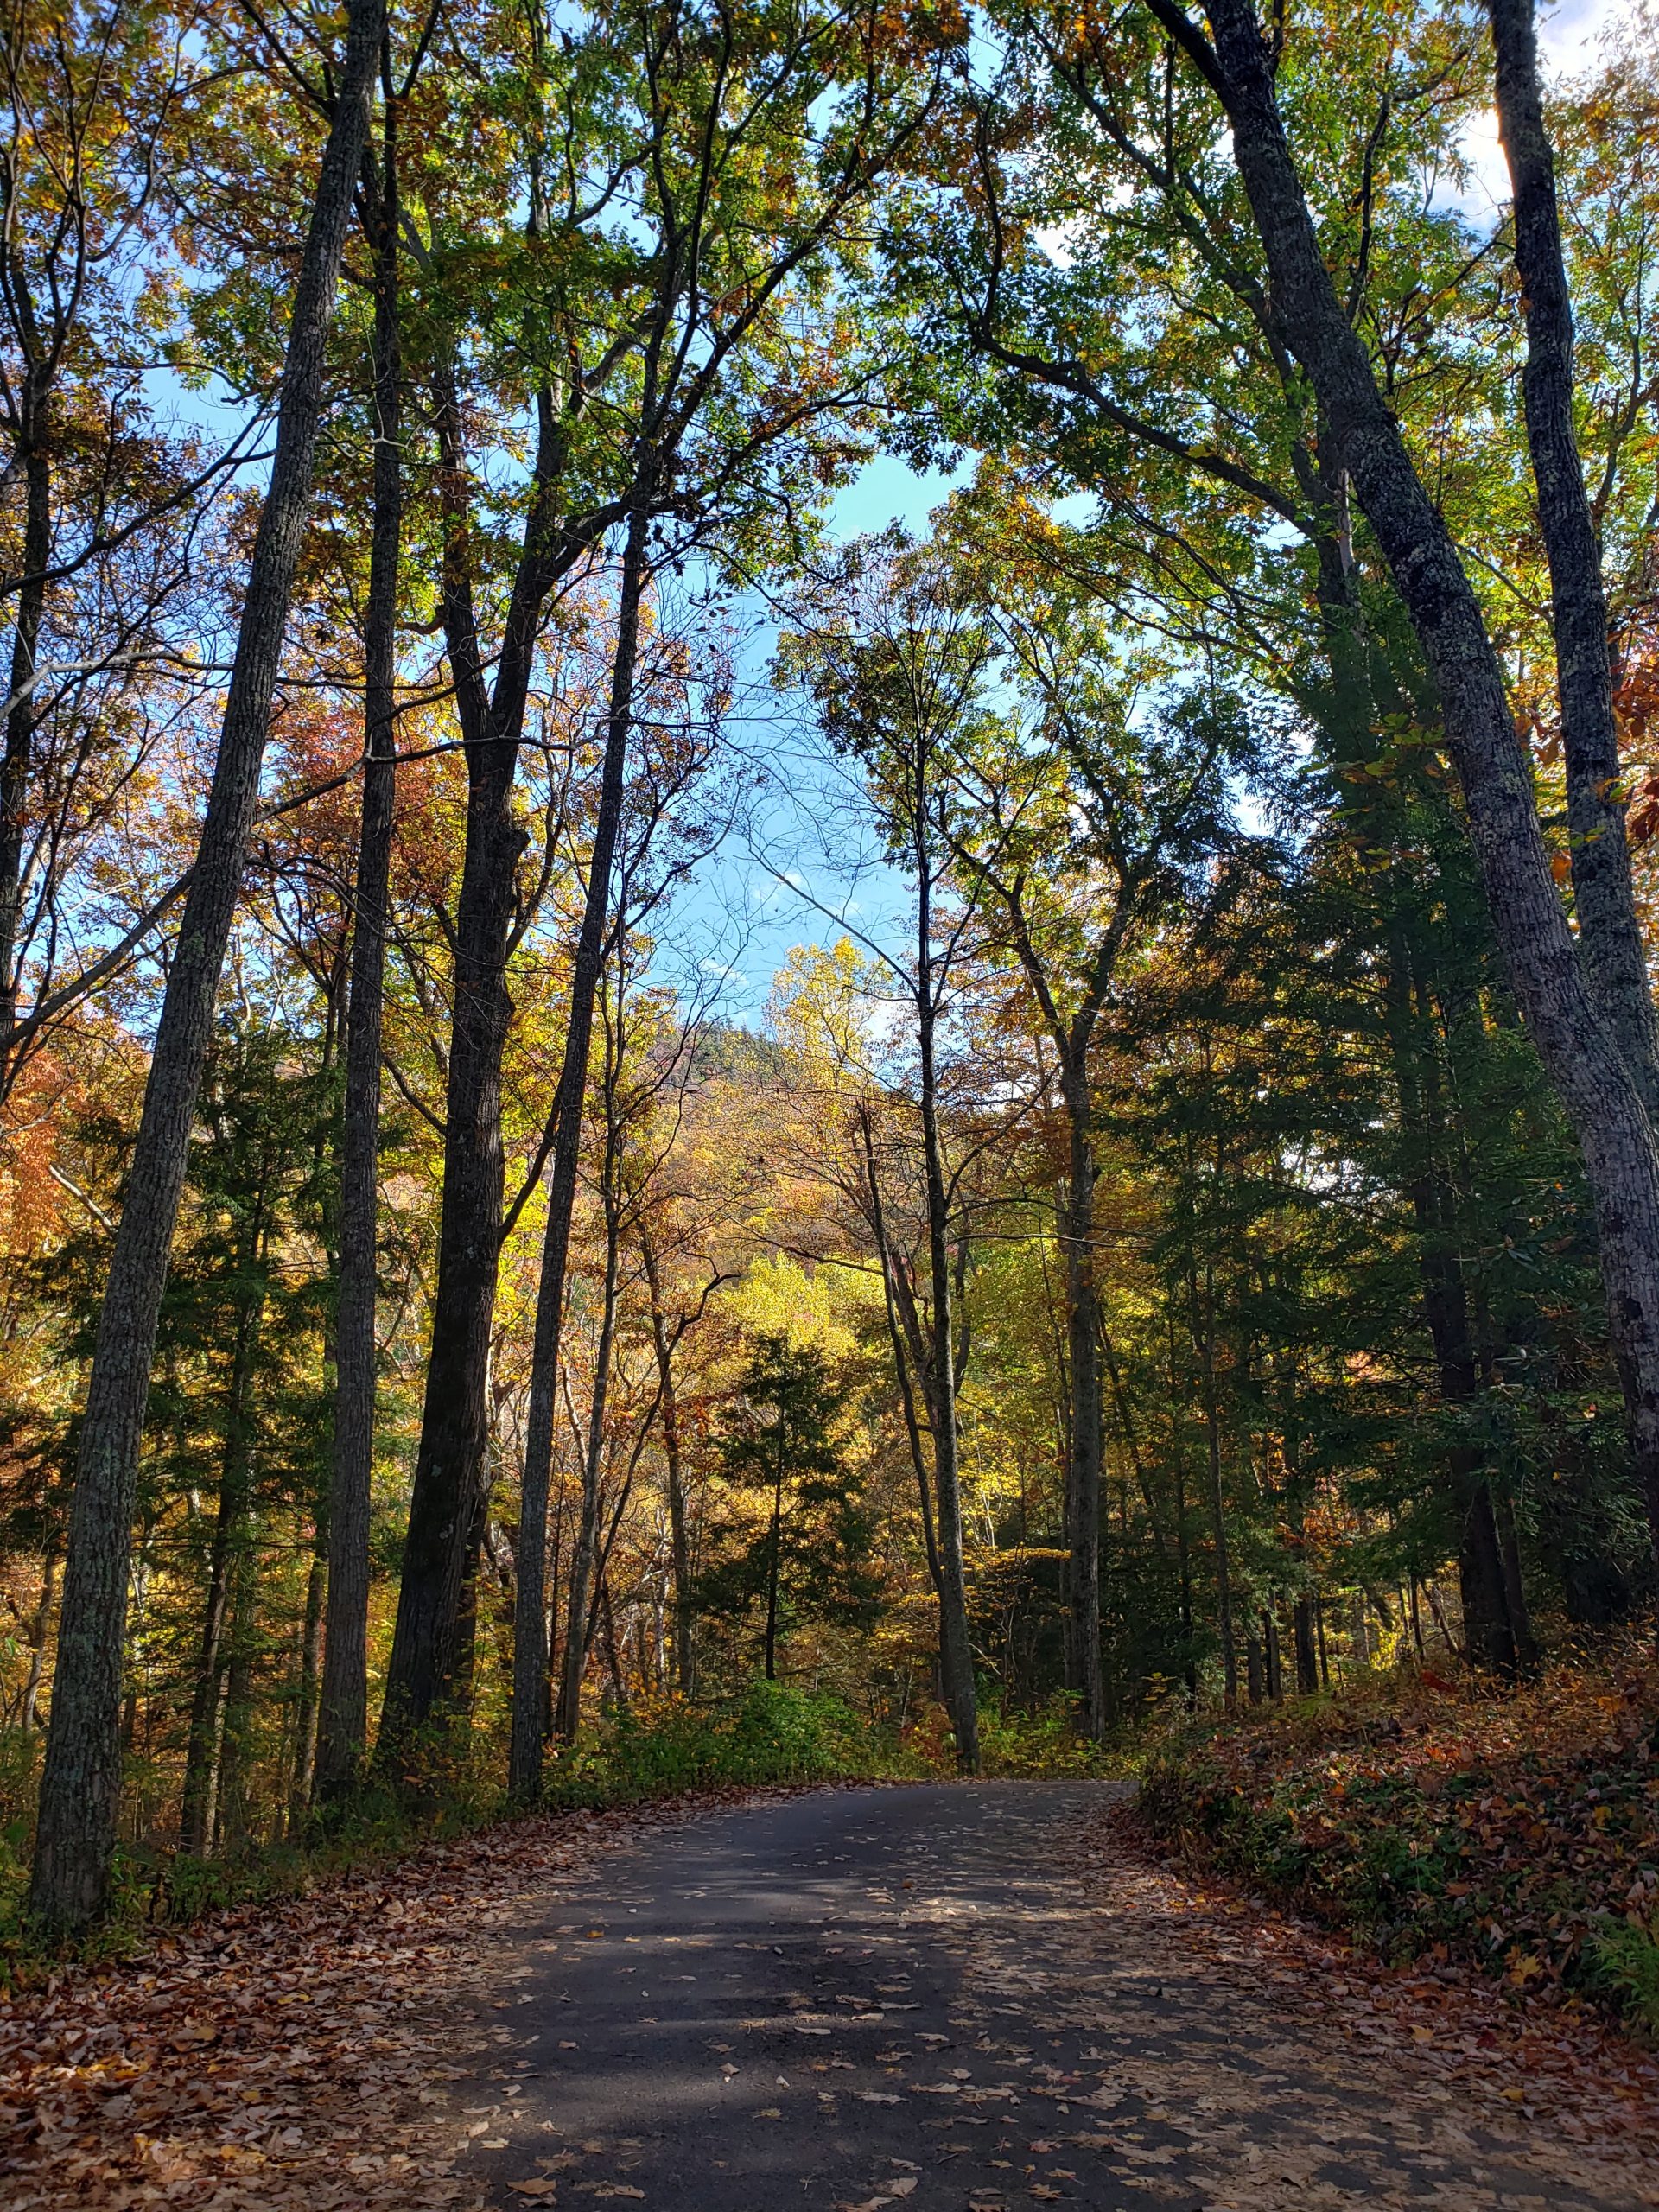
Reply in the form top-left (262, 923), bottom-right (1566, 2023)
top-left (664, 451), bottom-right (974, 1027)
top-left (154, 0), bottom-right (1642, 1030)
top-left (655, 0), bottom-right (1648, 1027)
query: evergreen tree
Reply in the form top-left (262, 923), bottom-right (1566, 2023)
top-left (699, 1335), bottom-right (877, 1681)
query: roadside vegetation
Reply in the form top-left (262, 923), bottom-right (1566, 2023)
top-left (1139, 1625), bottom-right (1659, 2036)
top-left (7, 0), bottom-right (1659, 2008)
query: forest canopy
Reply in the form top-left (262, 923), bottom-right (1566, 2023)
top-left (3, 0), bottom-right (1659, 1932)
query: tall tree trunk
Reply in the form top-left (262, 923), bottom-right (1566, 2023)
top-left (0, 410), bottom-right (50, 1077)
top-left (860, 1103), bottom-right (944, 1599)
top-left (214, 1564), bottom-right (259, 1853)
top-left (1487, 0), bottom-right (1659, 1122)
top-left (317, 90), bottom-right (401, 1800)
top-left (1292, 1597), bottom-right (1318, 1695)
top-left (552, 1120), bottom-right (625, 1744)
top-left (1194, 0), bottom-right (1659, 1588)
top-left (291, 1535), bottom-right (326, 1828)
top-left (915, 842), bottom-right (979, 1772)
top-left (180, 1281), bottom-right (263, 1857)
top-left (29, 0), bottom-right (383, 1929)
top-left (1494, 1488), bottom-right (1540, 1671)
top-left (513, 495), bottom-right (651, 1791)
top-left (559, 986), bottom-right (637, 1743)
top-left (376, 139), bottom-right (603, 1750)
top-left (20, 1545), bottom-right (55, 1731)
top-left (763, 1426), bottom-right (784, 1683)
top-left (376, 381), bottom-right (550, 1758)
top-left (178, 1502), bottom-right (236, 1859)
top-left (1190, 1256), bottom-right (1237, 1702)
top-left (1059, 1062), bottom-right (1105, 1739)
top-left (1459, 1484), bottom-right (1517, 1673)
top-left (1244, 1627), bottom-right (1263, 1705)
top-left (639, 1222), bottom-right (695, 1694)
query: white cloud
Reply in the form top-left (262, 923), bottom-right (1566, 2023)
top-left (1440, 0), bottom-right (1635, 224)
top-left (1539, 0), bottom-right (1630, 71)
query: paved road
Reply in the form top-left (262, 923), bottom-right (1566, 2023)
top-left (449, 1783), bottom-right (1652, 2212)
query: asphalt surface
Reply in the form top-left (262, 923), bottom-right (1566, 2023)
top-left (448, 1782), bottom-right (1653, 2212)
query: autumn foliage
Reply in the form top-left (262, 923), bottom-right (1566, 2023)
top-left (1141, 1625), bottom-right (1659, 2033)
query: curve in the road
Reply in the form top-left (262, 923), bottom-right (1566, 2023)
top-left (449, 1781), bottom-right (1649, 2212)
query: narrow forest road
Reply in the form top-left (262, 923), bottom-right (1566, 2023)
top-left (449, 1783), bottom-right (1656, 2212)
top-left (9, 1781), bottom-right (1659, 2211)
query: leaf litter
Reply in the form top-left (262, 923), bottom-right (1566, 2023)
top-left (10, 1781), bottom-right (1659, 2212)
top-left (0, 1791), bottom-right (788, 2211)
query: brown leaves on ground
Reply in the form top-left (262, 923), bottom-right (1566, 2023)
top-left (1096, 1798), bottom-right (1659, 2158)
top-left (1139, 1630), bottom-right (1659, 2025)
top-left (10, 1777), bottom-right (1659, 2212)
top-left (0, 1796), bottom-right (747, 2212)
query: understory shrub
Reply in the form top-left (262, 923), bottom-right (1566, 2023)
top-left (1138, 1628), bottom-right (1659, 2032)
top-left (976, 1700), bottom-right (1131, 1778)
top-left (544, 1680), bottom-right (916, 1803)
top-left (0, 1683), bottom-right (915, 1982)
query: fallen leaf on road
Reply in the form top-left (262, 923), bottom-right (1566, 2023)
top-left (511, 2182), bottom-right (560, 2199)
top-left (0, 1796), bottom-right (753, 2212)
top-left (855, 2089), bottom-right (899, 2104)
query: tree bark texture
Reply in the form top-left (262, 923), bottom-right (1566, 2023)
top-left (317, 95), bottom-right (401, 1801)
top-left (514, 497), bottom-right (650, 1791)
top-left (552, 1083), bottom-right (625, 1745)
top-left (763, 1436), bottom-right (784, 1683)
top-left (914, 827), bottom-right (979, 1772)
top-left (29, 0), bottom-right (383, 1929)
top-left (291, 1535), bottom-right (326, 1826)
top-left (0, 411), bottom-right (50, 1072)
top-left (1292, 1596), bottom-right (1318, 1694)
top-left (640, 1223), bottom-right (696, 1695)
top-left (1192, 0), bottom-right (1659, 1579)
top-left (860, 1104), bottom-right (945, 1600)
top-left (1487, 0), bottom-right (1659, 1123)
top-left (1059, 1064), bottom-right (1106, 1739)
top-left (178, 1440), bottom-right (247, 1856)
top-left (1192, 1257), bottom-right (1237, 1702)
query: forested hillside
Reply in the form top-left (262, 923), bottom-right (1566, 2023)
top-left (1, 0), bottom-right (1658, 1960)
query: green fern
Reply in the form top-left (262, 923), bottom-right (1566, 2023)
top-left (1590, 1912), bottom-right (1659, 2032)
